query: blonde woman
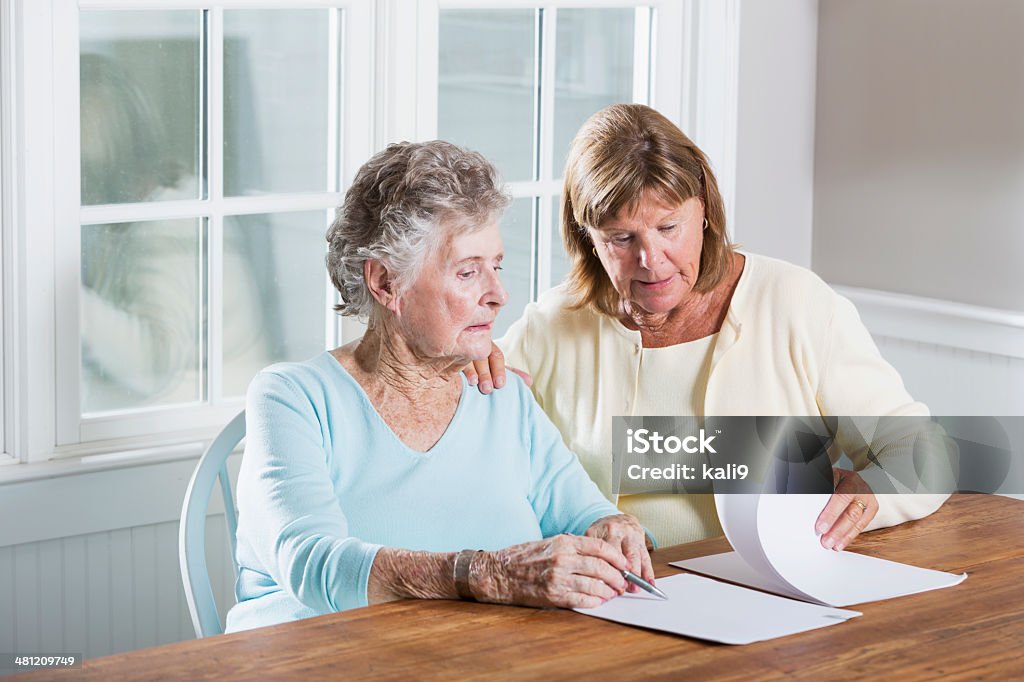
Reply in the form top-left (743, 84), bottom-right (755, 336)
top-left (472, 104), bottom-right (948, 550)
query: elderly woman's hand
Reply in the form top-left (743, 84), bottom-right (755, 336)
top-left (474, 534), bottom-right (630, 609)
top-left (585, 514), bottom-right (656, 592)
top-left (463, 342), bottom-right (532, 394)
top-left (815, 468), bottom-right (879, 551)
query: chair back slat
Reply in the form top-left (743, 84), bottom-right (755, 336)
top-left (219, 461), bottom-right (240, 578)
top-left (179, 410), bottom-right (246, 638)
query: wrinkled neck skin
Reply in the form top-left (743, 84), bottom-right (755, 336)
top-left (620, 287), bottom-right (724, 347)
top-left (351, 320), bottom-right (465, 405)
top-left (621, 287), bottom-right (716, 335)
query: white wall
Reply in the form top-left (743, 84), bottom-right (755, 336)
top-left (812, 0), bottom-right (1024, 430)
top-left (813, 0), bottom-right (1024, 311)
top-left (731, 0), bottom-right (819, 267)
top-left (730, 0), bottom-right (1024, 425)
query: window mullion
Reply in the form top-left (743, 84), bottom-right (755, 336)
top-left (326, 8), bottom-right (342, 194)
top-left (632, 6), bottom-right (652, 105)
top-left (78, 193), bottom-right (345, 226)
top-left (208, 7), bottom-right (224, 405)
top-left (505, 180), bottom-right (559, 198)
top-left (325, 8), bottom-right (342, 349)
top-left (534, 6), bottom-right (557, 297)
top-left (340, 0), bottom-right (380, 346)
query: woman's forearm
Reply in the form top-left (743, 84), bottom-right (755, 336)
top-left (365, 547), bottom-right (507, 605)
top-left (366, 536), bottom-right (628, 609)
top-left (367, 548), bottom-right (463, 604)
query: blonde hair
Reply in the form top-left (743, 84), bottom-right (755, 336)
top-left (561, 104), bottom-right (733, 317)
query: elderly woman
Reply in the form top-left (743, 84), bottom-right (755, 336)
top-left (473, 103), bottom-right (948, 550)
top-left (225, 141), bottom-right (653, 632)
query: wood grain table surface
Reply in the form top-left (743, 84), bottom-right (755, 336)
top-left (14, 494), bottom-right (1024, 681)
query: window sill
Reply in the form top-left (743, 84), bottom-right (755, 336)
top-left (0, 439), bottom-right (213, 486)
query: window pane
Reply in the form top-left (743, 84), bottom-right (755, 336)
top-left (554, 9), bottom-right (636, 176)
top-left (222, 212), bottom-right (328, 397)
top-left (81, 219), bottom-right (205, 414)
top-left (439, 10), bottom-right (536, 182)
top-left (80, 11), bottom-right (202, 205)
top-left (496, 198), bottom-right (534, 337)
top-left (224, 10), bottom-right (333, 196)
top-left (551, 194), bottom-right (572, 289)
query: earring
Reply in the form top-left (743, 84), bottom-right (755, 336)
top-left (703, 217), bottom-right (709, 231)
top-left (592, 246), bottom-right (598, 257)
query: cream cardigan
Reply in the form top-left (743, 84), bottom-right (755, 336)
top-left (498, 252), bottom-right (948, 541)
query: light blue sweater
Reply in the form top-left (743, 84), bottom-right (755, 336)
top-left (225, 351), bottom-right (620, 632)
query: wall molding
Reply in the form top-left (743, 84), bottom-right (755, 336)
top-left (835, 285), bottom-right (1024, 360)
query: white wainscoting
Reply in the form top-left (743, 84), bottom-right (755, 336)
top-left (0, 516), bottom-right (236, 660)
top-left (835, 285), bottom-right (1024, 416)
top-left (0, 455), bottom-right (240, 662)
top-left (870, 336), bottom-right (1024, 417)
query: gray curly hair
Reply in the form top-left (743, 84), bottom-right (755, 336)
top-left (327, 140), bottom-right (510, 322)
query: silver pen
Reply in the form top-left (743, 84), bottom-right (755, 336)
top-left (623, 570), bottom-right (669, 600)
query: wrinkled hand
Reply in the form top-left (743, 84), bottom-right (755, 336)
top-left (463, 342), bottom-right (533, 394)
top-left (476, 534), bottom-right (629, 609)
top-left (585, 514), bottom-right (656, 593)
top-left (815, 469), bottom-right (879, 551)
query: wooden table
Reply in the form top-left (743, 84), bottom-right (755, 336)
top-left (16, 494), bottom-right (1024, 681)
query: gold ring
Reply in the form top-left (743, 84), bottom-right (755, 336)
top-left (853, 499), bottom-right (868, 513)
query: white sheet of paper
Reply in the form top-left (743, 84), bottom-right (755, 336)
top-left (574, 573), bottom-right (861, 645)
top-left (673, 494), bottom-right (966, 607)
top-left (755, 494), bottom-right (967, 606)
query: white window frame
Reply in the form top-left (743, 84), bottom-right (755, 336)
top-left (12, 0), bottom-right (374, 464)
top-left (0, 0), bottom-right (14, 465)
top-left (8, 0), bottom-right (58, 466)
top-left (398, 0), bottom-right (738, 305)
top-left (2, 0), bottom-right (738, 471)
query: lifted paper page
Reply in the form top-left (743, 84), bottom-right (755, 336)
top-left (673, 494), bottom-right (966, 607)
top-left (755, 494), bottom-right (967, 606)
top-left (574, 573), bottom-right (860, 645)
top-left (710, 494), bottom-right (820, 602)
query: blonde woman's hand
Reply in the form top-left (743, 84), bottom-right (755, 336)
top-left (815, 468), bottom-right (879, 551)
